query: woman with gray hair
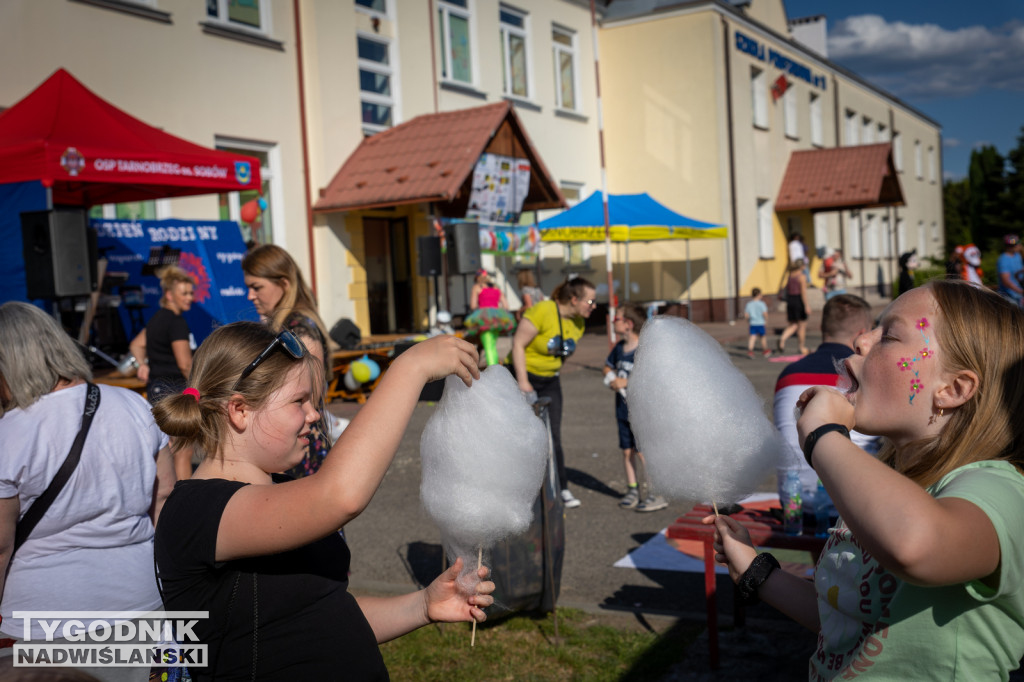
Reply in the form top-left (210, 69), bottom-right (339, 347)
top-left (0, 302), bottom-right (175, 682)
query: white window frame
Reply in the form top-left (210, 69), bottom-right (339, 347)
top-left (931, 221), bottom-right (940, 243)
top-left (438, 0), bottom-right (475, 87)
top-left (751, 67), bottom-right (767, 129)
top-left (881, 215), bottom-right (892, 258)
top-left (357, 32), bottom-right (395, 135)
top-left (928, 145), bottom-right (936, 183)
top-left (848, 212), bottom-right (862, 259)
top-left (877, 123), bottom-right (889, 143)
top-left (813, 213), bottom-right (828, 251)
top-left (861, 116), bottom-right (874, 144)
top-left (560, 181), bottom-right (589, 266)
top-left (896, 218), bottom-right (906, 255)
top-left (917, 220), bottom-right (927, 258)
top-left (893, 132), bottom-right (903, 171)
top-left (865, 213), bottom-right (879, 259)
top-left (354, 0), bottom-right (387, 18)
top-left (206, 0), bottom-right (271, 36)
top-left (215, 136), bottom-right (283, 248)
top-left (915, 140), bottom-right (923, 179)
top-left (499, 5), bottom-right (531, 100)
top-left (809, 92), bottom-right (822, 146)
top-left (757, 198), bottom-right (774, 259)
top-left (845, 109), bottom-right (858, 146)
top-left (552, 25), bottom-right (579, 112)
top-left (783, 85), bottom-right (798, 139)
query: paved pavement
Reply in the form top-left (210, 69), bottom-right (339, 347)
top-left (330, 287), bottom-right (892, 680)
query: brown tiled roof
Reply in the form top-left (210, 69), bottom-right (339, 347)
top-left (314, 101), bottom-right (565, 214)
top-left (775, 143), bottom-right (904, 212)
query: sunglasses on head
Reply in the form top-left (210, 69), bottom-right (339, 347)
top-left (233, 329), bottom-right (306, 390)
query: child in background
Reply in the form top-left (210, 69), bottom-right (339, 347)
top-left (744, 288), bottom-right (771, 359)
top-left (605, 303), bottom-right (668, 513)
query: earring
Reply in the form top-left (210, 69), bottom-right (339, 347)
top-left (939, 407), bottom-right (944, 418)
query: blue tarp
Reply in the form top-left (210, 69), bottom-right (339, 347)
top-left (94, 218), bottom-right (257, 345)
top-left (0, 180), bottom-right (49, 304)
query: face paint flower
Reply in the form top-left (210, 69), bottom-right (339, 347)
top-left (916, 317), bottom-right (929, 330)
top-left (919, 347), bottom-right (932, 360)
top-left (910, 378), bottom-right (923, 394)
top-left (897, 358), bottom-right (913, 371)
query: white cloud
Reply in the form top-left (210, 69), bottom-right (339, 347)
top-left (943, 138), bottom-right (961, 147)
top-left (828, 15), bottom-right (1024, 98)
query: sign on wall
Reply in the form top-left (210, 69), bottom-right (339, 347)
top-left (466, 153), bottom-right (531, 224)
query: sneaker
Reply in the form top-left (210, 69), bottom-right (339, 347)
top-left (619, 488), bottom-right (640, 509)
top-left (636, 495), bottom-right (668, 512)
top-left (561, 489), bottom-right (581, 508)
top-left (763, 349), bottom-right (772, 358)
top-left (746, 350), bottom-right (755, 359)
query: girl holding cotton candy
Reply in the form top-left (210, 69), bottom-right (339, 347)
top-left (706, 281), bottom-right (1024, 680)
top-left (152, 323), bottom-right (490, 680)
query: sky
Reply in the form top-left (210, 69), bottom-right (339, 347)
top-left (782, 1), bottom-right (1024, 181)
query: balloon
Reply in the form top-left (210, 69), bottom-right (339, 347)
top-left (257, 197), bottom-right (268, 211)
top-left (361, 355), bottom-right (381, 381)
top-left (240, 199), bottom-right (260, 223)
top-left (343, 370), bottom-right (359, 391)
top-left (350, 360), bottom-right (371, 384)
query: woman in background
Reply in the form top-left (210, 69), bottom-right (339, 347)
top-left (516, 269), bottom-right (546, 313)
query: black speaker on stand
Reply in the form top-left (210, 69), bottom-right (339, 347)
top-left (21, 208), bottom-right (95, 299)
top-left (417, 236), bottom-right (443, 328)
top-left (445, 222), bottom-right (481, 274)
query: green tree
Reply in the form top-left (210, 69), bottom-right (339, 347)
top-left (967, 145), bottom-right (1009, 251)
top-left (1004, 126), bottom-right (1024, 231)
top-left (943, 178), bottom-right (971, 250)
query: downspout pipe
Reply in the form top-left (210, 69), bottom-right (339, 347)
top-left (590, 0), bottom-right (616, 348)
top-left (293, 0), bottom-right (317, 297)
top-left (722, 17), bottom-right (740, 320)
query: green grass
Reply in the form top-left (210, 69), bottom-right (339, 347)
top-left (379, 608), bottom-right (702, 681)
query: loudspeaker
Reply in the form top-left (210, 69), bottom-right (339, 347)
top-left (21, 208), bottom-right (94, 298)
top-left (330, 318), bottom-right (362, 350)
top-left (446, 222), bottom-right (481, 275)
top-left (417, 236), bottom-right (443, 277)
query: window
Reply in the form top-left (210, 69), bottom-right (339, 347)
top-left (896, 218), bottom-right (906, 255)
top-left (783, 86), bottom-right (797, 138)
top-left (931, 221), bottom-right (940, 243)
top-left (877, 123), bottom-right (889, 142)
top-left (848, 212), bottom-right (862, 259)
top-left (928, 146), bottom-right (936, 183)
top-left (893, 132), bottom-right (903, 171)
top-left (865, 213), bottom-right (879, 259)
top-left (757, 198), bottom-right (774, 259)
top-left (751, 67), bottom-right (767, 129)
top-left (357, 34), bottom-right (394, 134)
top-left (552, 26), bottom-right (578, 111)
top-left (861, 116), bottom-right (874, 144)
top-left (844, 109), bottom-right (858, 146)
top-left (355, 0), bottom-right (385, 12)
top-left (499, 6), bottom-right (529, 99)
top-left (881, 215), bottom-right (892, 258)
top-left (917, 220), bottom-right (927, 258)
top-left (216, 138), bottom-right (278, 246)
top-left (914, 140), bottom-right (922, 179)
top-left (560, 182), bottom-right (589, 266)
top-left (206, 0), bottom-right (269, 34)
top-left (813, 213), bottom-right (827, 250)
top-left (88, 200), bottom-right (166, 221)
top-left (809, 93), bottom-right (822, 146)
top-left (438, 0), bottom-right (473, 85)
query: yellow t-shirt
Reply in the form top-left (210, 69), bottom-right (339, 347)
top-left (523, 300), bottom-right (586, 377)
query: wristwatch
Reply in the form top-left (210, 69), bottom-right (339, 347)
top-left (802, 423), bottom-right (850, 468)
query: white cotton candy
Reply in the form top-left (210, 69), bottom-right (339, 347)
top-left (420, 365), bottom-right (549, 564)
top-left (628, 316), bottom-right (780, 506)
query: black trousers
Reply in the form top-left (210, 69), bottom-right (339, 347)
top-left (528, 372), bottom-right (568, 492)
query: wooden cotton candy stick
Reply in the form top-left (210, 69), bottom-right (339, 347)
top-left (471, 547), bottom-right (482, 647)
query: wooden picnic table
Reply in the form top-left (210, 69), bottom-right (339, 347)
top-left (666, 503), bottom-right (826, 669)
top-left (326, 333), bottom-right (428, 403)
top-left (92, 368), bottom-right (146, 396)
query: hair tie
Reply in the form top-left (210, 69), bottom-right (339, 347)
top-left (183, 387), bottom-right (200, 402)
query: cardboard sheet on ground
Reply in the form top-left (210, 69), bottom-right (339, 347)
top-left (613, 493), bottom-right (816, 578)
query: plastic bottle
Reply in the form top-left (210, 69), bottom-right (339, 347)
top-left (815, 479), bottom-right (832, 538)
top-left (781, 469), bottom-right (803, 536)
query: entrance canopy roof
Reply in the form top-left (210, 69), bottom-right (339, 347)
top-left (775, 143), bottom-right (904, 213)
top-left (313, 101), bottom-right (566, 215)
top-left (0, 69), bottom-right (261, 206)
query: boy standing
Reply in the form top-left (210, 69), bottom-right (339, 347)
top-left (604, 303), bottom-right (668, 512)
top-left (744, 288), bottom-right (771, 359)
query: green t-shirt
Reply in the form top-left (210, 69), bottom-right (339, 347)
top-left (522, 299), bottom-right (585, 378)
top-left (810, 460), bottom-right (1024, 680)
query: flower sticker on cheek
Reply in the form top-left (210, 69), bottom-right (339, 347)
top-left (898, 318), bottom-right (933, 404)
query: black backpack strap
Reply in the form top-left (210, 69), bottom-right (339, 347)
top-left (13, 382), bottom-right (101, 552)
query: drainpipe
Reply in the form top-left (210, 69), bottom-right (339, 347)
top-left (833, 73), bottom-right (844, 250)
top-left (722, 17), bottom-right (740, 321)
top-left (293, 0), bottom-right (317, 297)
top-left (428, 0), bottom-right (439, 113)
top-left (590, 0), bottom-right (615, 348)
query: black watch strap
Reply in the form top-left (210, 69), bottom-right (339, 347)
top-left (803, 423), bottom-right (850, 468)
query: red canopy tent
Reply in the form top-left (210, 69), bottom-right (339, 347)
top-left (0, 68), bottom-right (260, 206)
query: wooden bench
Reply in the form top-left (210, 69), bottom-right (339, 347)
top-left (666, 503), bottom-right (826, 669)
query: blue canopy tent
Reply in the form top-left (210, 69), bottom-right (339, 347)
top-left (539, 191), bottom-right (727, 312)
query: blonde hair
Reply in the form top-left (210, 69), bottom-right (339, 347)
top-left (516, 269), bottom-right (537, 289)
top-left (880, 280), bottom-right (1024, 486)
top-left (0, 302), bottom-right (92, 416)
top-left (152, 322), bottom-right (319, 461)
top-left (157, 266), bottom-right (195, 307)
top-left (242, 244), bottom-right (332, 349)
